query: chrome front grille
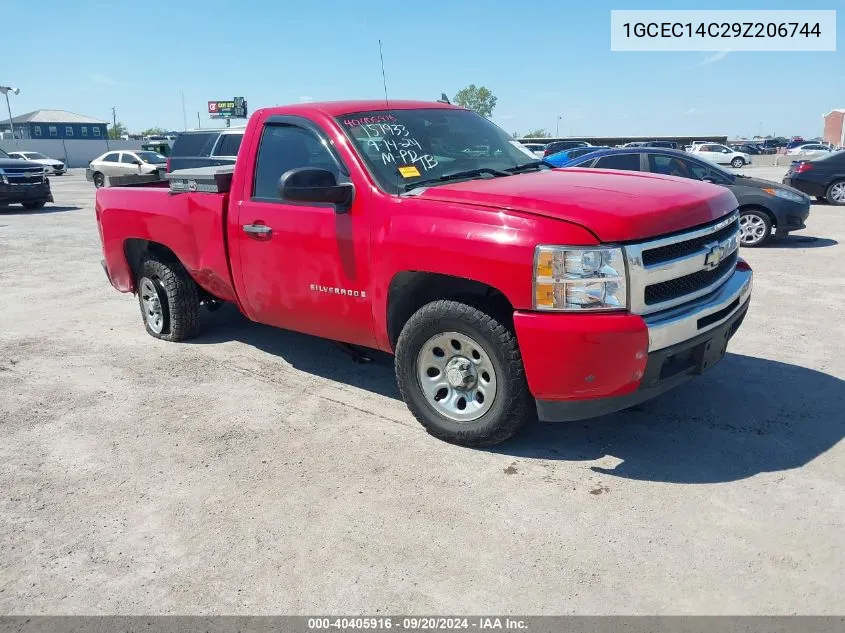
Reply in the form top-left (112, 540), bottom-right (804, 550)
top-left (625, 211), bottom-right (740, 315)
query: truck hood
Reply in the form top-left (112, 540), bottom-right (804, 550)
top-left (412, 168), bottom-right (739, 242)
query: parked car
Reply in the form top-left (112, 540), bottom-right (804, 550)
top-left (689, 143), bottom-right (752, 168)
top-left (783, 150), bottom-right (845, 205)
top-left (758, 137), bottom-right (789, 151)
top-left (6, 150), bottom-right (66, 175)
top-left (643, 140), bottom-right (679, 149)
top-left (0, 148), bottom-right (54, 210)
top-left (785, 143), bottom-right (834, 161)
top-left (166, 128), bottom-right (245, 172)
top-left (545, 146), bottom-right (609, 165)
top-left (87, 150), bottom-right (167, 188)
top-left (520, 143), bottom-right (548, 158)
top-left (558, 147), bottom-right (809, 246)
top-left (542, 140), bottom-right (589, 157)
top-left (730, 144), bottom-right (765, 155)
top-left (622, 141), bottom-right (647, 148)
top-left (95, 99), bottom-right (752, 446)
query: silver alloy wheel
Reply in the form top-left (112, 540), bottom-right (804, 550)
top-left (739, 213), bottom-right (767, 245)
top-left (731, 157), bottom-right (744, 168)
top-left (830, 182), bottom-right (845, 203)
top-left (139, 277), bottom-right (165, 334)
top-left (416, 331), bottom-right (497, 422)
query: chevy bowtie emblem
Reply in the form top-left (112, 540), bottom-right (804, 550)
top-left (703, 242), bottom-right (723, 270)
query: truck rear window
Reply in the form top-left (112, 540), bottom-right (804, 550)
top-left (336, 108), bottom-right (538, 192)
top-left (171, 132), bottom-right (216, 157)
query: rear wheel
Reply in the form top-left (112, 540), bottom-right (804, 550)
top-left (93, 172), bottom-right (105, 188)
top-left (738, 209), bottom-right (772, 247)
top-left (825, 180), bottom-right (845, 206)
top-left (395, 300), bottom-right (533, 447)
top-left (22, 201), bottom-right (46, 210)
top-left (136, 257), bottom-right (201, 341)
top-left (730, 157), bottom-right (745, 168)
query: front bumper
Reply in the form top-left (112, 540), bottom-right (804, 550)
top-left (513, 265), bottom-right (753, 422)
top-left (0, 182), bottom-right (54, 204)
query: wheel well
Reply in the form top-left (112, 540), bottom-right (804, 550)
top-left (124, 239), bottom-right (179, 281)
top-left (739, 205), bottom-right (776, 228)
top-left (386, 271), bottom-right (514, 348)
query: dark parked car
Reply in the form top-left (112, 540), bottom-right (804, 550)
top-left (731, 144), bottom-right (765, 155)
top-left (643, 140), bottom-right (679, 149)
top-left (166, 128), bottom-right (245, 172)
top-left (758, 137), bottom-right (789, 151)
top-left (0, 148), bottom-right (53, 210)
top-left (783, 150), bottom-right (845, 205)
top-left (558, 148), bottom-right (810, 246)
top-left (542, 140), bottom-right (589, 157)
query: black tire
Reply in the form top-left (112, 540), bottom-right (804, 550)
top-left (824, 179), bottom-right (845, 206)
top-left (136, 257), bottom-right (200, 341)
top-left (730, 157), bottom-right (745, 168)
top-left (395, 300), bottom-right (533, 447)
top-left (93, 172), bottom-right (105, 188)
top-left (22, 201), bottom-right (46, 210)
top-left (738, 209), bottom-right (772, 247)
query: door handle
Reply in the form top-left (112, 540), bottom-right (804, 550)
top-left (243, 223), bottom-right (272, 236)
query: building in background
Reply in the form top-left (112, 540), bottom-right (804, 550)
top-left (823, 109), bottom-right (845, 147)
top-left (0, 110), bottom-right (108, 140)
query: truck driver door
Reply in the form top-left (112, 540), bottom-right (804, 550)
top-left (231, 118), bottom-right (376, 348)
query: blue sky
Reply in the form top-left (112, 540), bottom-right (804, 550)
top-left (3, 0), bottom-right (841, 138)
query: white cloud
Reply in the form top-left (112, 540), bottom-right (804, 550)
top-left (697, 50), bottom-right (730, 66)
top-left (299, 96), bottom-right (313, 102)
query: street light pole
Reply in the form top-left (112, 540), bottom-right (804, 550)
top-left (0, 86), bottom-right (20, 141)
top-left (556, 116), bottom-right (562, 137)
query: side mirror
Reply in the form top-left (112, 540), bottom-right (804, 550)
top-left (279, 167), bottom-right (354, 210)
top-left (702, 177), bottom-right (716, 183)
top-left (132, 159), bottom-right (142, 165)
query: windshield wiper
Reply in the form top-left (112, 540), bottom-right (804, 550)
top-left (505, 160), bottom-right (554, 173)
top-left (404, 167), bottom-right (511, 190)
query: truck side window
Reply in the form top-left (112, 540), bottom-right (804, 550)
top-left (213, 133), bottom-right (243, 157)
top-left (253, 125), bottom-right (338, 200)
top-left (594, 154), bottom-right (640, 172)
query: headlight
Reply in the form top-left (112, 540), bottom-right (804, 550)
top-left (534, 246), bottom-right (627, 311)
top-left (763, 187), bottom-right (805, 203)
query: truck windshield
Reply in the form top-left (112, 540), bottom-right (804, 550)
top-left (336, 108), bottom-right (540, 192)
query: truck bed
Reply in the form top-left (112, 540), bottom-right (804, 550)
top-left (96, 185), bottom-right (238, 302)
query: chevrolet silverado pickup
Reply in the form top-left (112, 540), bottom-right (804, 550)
top-left (95, 100), bottom-right (753, 446)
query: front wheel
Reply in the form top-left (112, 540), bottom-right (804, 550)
top-left (825, 180), bottom-right (845, 206)
top-left (93, 172), bottom-right (105, 188)
top-left (730, 157), bottom-right (745, 168)
top-left (22, 201), bottom-right (46, 210)
top-left (739, 209), bottom-right (772, 247)
top-left (395, 300), bottom-right (533, 446)
top-left (136, 257), bottom-right (201, 341)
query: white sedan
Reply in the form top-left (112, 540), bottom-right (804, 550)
top-left (688, 143), bottom-right (752, 168)
top-left (786, 143), bottom-right (835, 161)
top-left (7, 151), bottom-right (66, 175)
top-left (87, 150), bottom-right (167, 188)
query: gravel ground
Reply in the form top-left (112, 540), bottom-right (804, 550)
top-left (1, 168), bottom-right (843, 615)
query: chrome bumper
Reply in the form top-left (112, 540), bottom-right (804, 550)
top-left (644, 267), bottom-right (752, 352)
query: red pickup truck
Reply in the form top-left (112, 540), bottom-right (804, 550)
top-left (96, 100), bottom-right (752, 446)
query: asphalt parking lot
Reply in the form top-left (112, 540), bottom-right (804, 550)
top-left (1, 167), bottom-right (843, 615)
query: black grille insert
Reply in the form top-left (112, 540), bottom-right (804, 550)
top-left (645, 251), bottom-right (738, 305)
top-left (642, 218), bottom-right (738, 266)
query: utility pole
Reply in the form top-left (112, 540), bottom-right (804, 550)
top-left (197, 112), bottom-right (201, 129)
top-left (181, 92), bottom-right (187, 131)
top-left (556, 116), bottom-right (562, 137)
top-left (111, 106), bottom-right (117, 139)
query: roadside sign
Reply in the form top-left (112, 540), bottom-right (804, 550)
top-left (208, 98), bottom-right (248, 119)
